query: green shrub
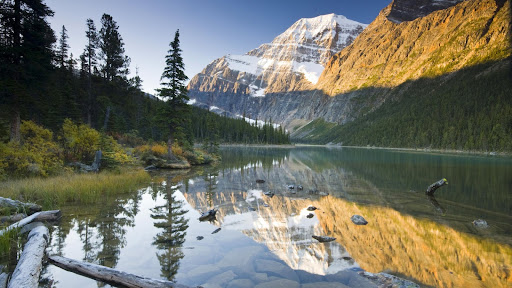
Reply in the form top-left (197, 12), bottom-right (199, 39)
top-left (1, 121), bottom-right (62, 177)
top-left (60, 118), bottom-right (100, 163)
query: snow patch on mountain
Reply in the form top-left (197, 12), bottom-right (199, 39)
top-left (225, 55), bottom-right (324, 85)
top-left (276, 13), bottom-right (367, 48)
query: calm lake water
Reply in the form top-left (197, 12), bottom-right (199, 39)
top-left (39, 146), bottom-right (512, 287)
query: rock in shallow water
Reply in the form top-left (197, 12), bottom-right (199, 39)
top-left (312, 235), bottom-right (336, 243)
top-left (351, 215), bottom-right (368, 225)
top-left (472, 219), bottom-right (489, 228)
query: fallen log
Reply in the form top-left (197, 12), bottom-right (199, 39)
top-left (426, 178), bottom-right (448, 195)
top-left (48, 255), bottom-right (190, 288)
top-left (0, 210), bottom-right (61, 237)
top-left (8, 225), bottom-right (49, 288)
top-left (0, 197), bottom-right (41, 215)
top-left (0, 272), bottom-right (8, 288)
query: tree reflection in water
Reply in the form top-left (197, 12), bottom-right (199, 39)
top-left (151, 175), bottom-right (189, 282)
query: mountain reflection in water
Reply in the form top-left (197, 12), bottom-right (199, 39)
top-left (182, 146), bottom-right (511, 287)
top-left (40, 147), bottom-right (511, 288)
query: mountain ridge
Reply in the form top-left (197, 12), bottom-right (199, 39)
top-left (187, 13), bottom-right (366, 99)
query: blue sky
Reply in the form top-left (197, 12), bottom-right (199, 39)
top-left (46, 0), bottom-right (390, 94)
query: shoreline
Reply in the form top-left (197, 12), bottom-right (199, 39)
top-left (219, 143), bottom-right (297, 149)
top-left (225, 142), bottom-right (512, 157)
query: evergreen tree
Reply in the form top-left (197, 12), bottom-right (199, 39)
top-left (157, 29), bottom-right (190, 161)
top-left (99, 14), bottom-right (129, 81)
top-left (0, 0), bottom-right (55, 142)
top-left (84, 18), bottom-right (98, 125)
top-left (56, 25), bottom-right (69, 68)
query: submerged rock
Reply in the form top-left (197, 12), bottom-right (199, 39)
top-left (306, 206), bottom-right (318, 211)
top-left (360, 271), bottom-right (420, 288)
top-left (263, 191), bottom-right (275, 198)
top-left (351, 215), bottom-right (368, 225)
top-left (196, 236), bottom-right (204, 240)
top-left (199, 209), bottom-right (217, 222)
top-left (312, 235), bottom-right (336, 243)
top-left (473, 219), bottom-right (489, 228)
top-left (211, 228), bottom-right (221, 234)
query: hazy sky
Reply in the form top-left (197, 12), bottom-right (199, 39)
top-left (45, 0), bottom-right (390, 95)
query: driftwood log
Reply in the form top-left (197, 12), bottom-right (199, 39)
top-left (426, 178), bottom-right (448, 195)
top-left (0, 197), bottom-right (41, 215)
top-left (0, 272), bottom-right (8, 288)
top-left (8, 225), bottom-right (49, 288)
top-left (48, 255), bottom-right (190, 288)
top-left (0, 210), bottom-right (61, 237)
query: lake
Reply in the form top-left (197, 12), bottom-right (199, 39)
top-left (40, 146), bottom-right (512, 287)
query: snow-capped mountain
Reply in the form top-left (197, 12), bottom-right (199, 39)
top-left (188, 13), bottom-right (366, 99)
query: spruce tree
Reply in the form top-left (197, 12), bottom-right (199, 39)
top-left (157, 29), bottom-right (190, 161)
top-left (84, 18), bottom-right (98, 126)
top-left (99, 14), bottom-right (129, 81)
top-left (57, 25), bottom-right (69, 68)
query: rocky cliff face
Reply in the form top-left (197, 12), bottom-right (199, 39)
top-left (316, 0), bottom-right (510, 97)
top-left (386, 0), bottom-right (467, 23)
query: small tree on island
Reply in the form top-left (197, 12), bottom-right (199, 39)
top-left (157, 29), bottom-right (190, 162)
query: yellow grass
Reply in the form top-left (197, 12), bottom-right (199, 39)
top-left (0, 168), bottom-right (150, 209)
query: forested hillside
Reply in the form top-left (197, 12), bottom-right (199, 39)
top-left (294, 60), bottom-right (512, 151)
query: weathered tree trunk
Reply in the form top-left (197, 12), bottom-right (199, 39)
top-left (167, 133), bottom-right (178, 162)
top-left (48, 255), bottom-right (189, 288)
top-left (426, 178), bottom-right (448, 195)
top-left (103, 105), bottom-right (111, 131)
top-left (0, 272), bottom-right (9, 288)
top-left (0, 210), bottom-right (61, 237)
top-left (0, 197), bottom-right (41, 215)
top-left (90, 150), bottom-right (102, 172)
top-left (9, 0), bottom-right (21, 143)
top-left (8, 225), bottom-right (49, 288)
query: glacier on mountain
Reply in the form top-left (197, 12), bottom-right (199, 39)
top-left (188, 13), bottom-right (367, 98)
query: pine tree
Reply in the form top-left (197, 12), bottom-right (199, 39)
top-left (99, 14), bottom-right (129, 81)
top-left (83, 18), bottom-right (98, 126)
top-left (157, 29), bottom-right (190, 161)
top-left (56, 25), bottom-right (69, 68)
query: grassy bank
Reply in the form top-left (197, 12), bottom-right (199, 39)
top-left (0, 168), bottom-right (151, 210)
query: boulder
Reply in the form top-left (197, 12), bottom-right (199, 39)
top-left (472, 219), bottom-right (489, 228)
top-left (351, 215), bottom-right (368, 225)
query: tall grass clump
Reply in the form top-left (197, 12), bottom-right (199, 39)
top-left (0, 227), bottom-right (20, 261)
top-left (0, 168), bottom-right (150, 209)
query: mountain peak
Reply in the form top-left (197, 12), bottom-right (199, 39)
top-left (271, 13), bottom-right (367, 56)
